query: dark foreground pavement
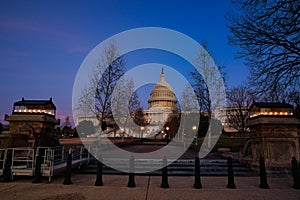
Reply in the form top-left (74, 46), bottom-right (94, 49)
top-left (1, 174), bottom-right (299, 200)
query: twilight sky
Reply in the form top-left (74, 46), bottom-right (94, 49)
top-left (0, 0), bottom-right (248, 125)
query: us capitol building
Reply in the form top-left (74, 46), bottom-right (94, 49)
top-left (142, 69), bottom-right (177, 137)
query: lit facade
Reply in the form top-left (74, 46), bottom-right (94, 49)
top-left (249, 102), bottom-right (293, 118)
top-left (5, 98), bottom-right (60, 147)
top-left (13, 97), bottom-right (56, 116)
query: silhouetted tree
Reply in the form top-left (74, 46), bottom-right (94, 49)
top-left (78, 42), bottom-right (125, 130)
top-left (62, 126), bottom-right (72, 137)
top-left (111, 77), bottom-right (143, 134)
top-left (76, 120), bottom-right (96, 138)
top-left (72, 128), bottom-right (79, 138)
top-left (165, 108), bottom-right (180, 139)
top-left (55, 127), bottom-right (62, 137)
top-left (287, 90), bottom-right (300, 118)
top-left (60, 116), bottom-right (73, 137)
top-left (64, 116), bottom-right (71, 127)
top-left (131, 108), bottom-right (148, 127)
top-left (287, 90), bottom-right (300, 107)
top-left (180, 84), bottom-right (199, 112)
top-left (226, 85), bottom-right (253, 133)
top-left (191, 42), bottom-right (226, 120)
top-left (228, 0), bottom-right (300, 95)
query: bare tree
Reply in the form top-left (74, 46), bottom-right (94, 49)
top-left (129, 92), bottom-right (148, 130)
top-left (179, 84), bottom-right (199, 112)
top-left (77, 42), bottom-right (125, 129)
top-left (111, 77), bottom-right (133, 127)
top-left (287, 90), bottom-right (300, 107)
top-left (287, 89), bottom-right (300, 118)
top-left (111, 77), bottom-right (145, 134)
top-left (63, 116), bottom-right (71, 127)
top-left (226, 85), bottom-right (254, 133)
top-left (131, 108), bottom-right (148, 127)
top-left (76, 120), bottom-right (96, 138)
top-left (228, 0), bottom-right (300, 95)
top-left (191, 43), bottom-right (226, 120)
top-left (158, 108), bottom-right (180, 141)
top-left (179, 84), bottom-right (200, 139)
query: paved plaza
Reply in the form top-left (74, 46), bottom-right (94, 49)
top-left (1, 174), bottom-right (299, 200)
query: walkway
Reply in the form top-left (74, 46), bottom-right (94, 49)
top-left (1, 174), bottom-right (299, 200)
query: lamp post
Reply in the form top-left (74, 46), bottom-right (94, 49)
top-left (121, 127), bottom-right (124, 142)
top-left (140, 126), bottom-right (144, 144)
top-left (166, 126), bottom-right (170, 141)
top-left (183, 133), bottom-right (186, 150)
top-left (120, 117), bottom-right (126, 138)
top-left (192, 125), bottom-right (197, 145)
top-left (161, 130), bottom-right (165, 141)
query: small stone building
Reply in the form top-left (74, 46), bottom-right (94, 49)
top-left (5, 97), bottom-right (60, 147)
top-left (242, 101), bottom-right (300, 167)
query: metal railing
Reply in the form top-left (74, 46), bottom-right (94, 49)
top-left (41, 145), bottom-right (93, 181)
top-left (11, 147), bottom-right (35, 177)
top-left (0, 148), bottom-right (6, 176)
top-left (0, 145), bottom-right (94, 181)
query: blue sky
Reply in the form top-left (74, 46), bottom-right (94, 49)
top-left (0, 0), bottom-right (248, 125)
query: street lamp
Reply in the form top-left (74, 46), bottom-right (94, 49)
top-left (120, 117), bottom-right (126, 137)
top-left (192, 125), bottom-right (197, 131)
top-left (192, 125), bottom-right (197, 145)
top-left (161, 130), bottom-right (165, 140)
top-left (140, 126), bottom-right (144, 144)
top-left (166, 126), bottom-right (170, 141)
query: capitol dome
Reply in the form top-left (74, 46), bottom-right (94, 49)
top-left (148, 69), bottom-right (177, 109)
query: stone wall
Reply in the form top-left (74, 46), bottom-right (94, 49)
top-left (0, 134), bottom-right (9, 148)
top-left (242, 137), bottom-right (299, 167)
top-left (242, 116), bottom-right (300, 167)
top-left (5, 114), bottom-right (60, 148)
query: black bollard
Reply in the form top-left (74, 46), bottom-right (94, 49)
top-left (259, 157), bottom-right (269, 189)
top-left (161, 156), bottom-right (169, 188)
top-left (127, 156), bottom-right (135, 188)
top-left (2, 149), bottom-right (12, 182)
top-left (291, 157), bottom-right (298, 188)
top-left (194, 157), bottom-right (202, 189)
top-left (291, 157), bottom-right (297, 171)
top-left (227, 157), bottom-right (236, 189)
top-left (63, 148), bottom-right (72, 185)
top-left (292, 157), bottom-right (300, 189)
top-left (294, 168), bottom-right (300, 189)
top-left (32, 149), bottom-right (42, 183)
top-left (95, 157), bottom-right (103, 186)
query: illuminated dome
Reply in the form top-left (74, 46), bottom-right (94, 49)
top-left (148, 69), bottom-right (177, 109)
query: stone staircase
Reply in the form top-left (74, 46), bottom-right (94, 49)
top-left (78, 158), bottom-right (258, 176)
